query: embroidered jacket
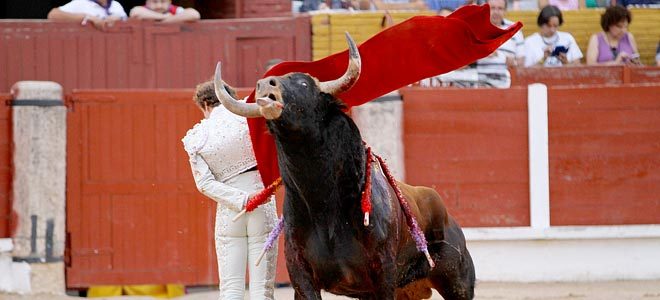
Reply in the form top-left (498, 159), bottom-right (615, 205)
top-left (182, 105), bottom-right (258, 211)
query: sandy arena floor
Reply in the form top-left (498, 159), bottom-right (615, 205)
top-left (2, 280), bottom-right (660, 300)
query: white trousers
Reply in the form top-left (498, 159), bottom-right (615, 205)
top-left (215, 171), bottom-right (278, 300)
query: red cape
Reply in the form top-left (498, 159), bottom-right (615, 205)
top-left (247, 4), bottom-right (523, 186)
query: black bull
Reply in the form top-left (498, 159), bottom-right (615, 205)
top-left (214, 35), bottom-right (475, 300)
top-left (271, 80), bottom-right (475, 300)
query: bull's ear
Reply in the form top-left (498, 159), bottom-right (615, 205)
top-left (331, 97), bottom-right (348, 111)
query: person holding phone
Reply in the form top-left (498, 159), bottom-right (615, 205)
top-left (523, 5), bottom-right (583, 67)
top-left (586, 6), bottom-right (641, 65)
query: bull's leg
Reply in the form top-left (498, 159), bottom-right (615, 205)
top-left (293, 289), bottom-right (321, 300)
top-left (288, 259), bottom-right (321, 300)
top-left (285, 240), bottom-right (321, 300)
top-left (430, 240), bottom-right (475, 300)
top-left (369, 256), bottom-right (397, 300)
top-left (432, 256), bottom-right (475, 299)
top-left (288, 262), bottom-right (321, 299)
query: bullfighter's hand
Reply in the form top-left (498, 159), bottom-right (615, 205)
top-left (245, 192), bottom-right (259, 208)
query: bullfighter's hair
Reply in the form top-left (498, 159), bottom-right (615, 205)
top-left (193, 80), bottom-right (238, 109)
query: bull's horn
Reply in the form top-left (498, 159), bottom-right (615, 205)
top-left (214, 62), bottom-right (263, 118)
top-left (319, 32), bottom-right (362, 95)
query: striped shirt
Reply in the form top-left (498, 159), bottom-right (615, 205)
top-left (425, 0), bottom-right (469, 10)
top-left (473, 19), bottom-right (524, 88)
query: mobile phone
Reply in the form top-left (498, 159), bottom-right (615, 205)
top-left (623, 53), bottom-right (641, 64)
top-left (551, 46), bottom-right (569, 56)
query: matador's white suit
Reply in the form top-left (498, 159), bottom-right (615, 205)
top-left (182, 105), bottom-right (278, 300)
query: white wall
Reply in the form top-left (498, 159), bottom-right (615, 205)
top-left (0, 238), bottom-right (31, 293)
top-left (468, 237), bottom-right (660, 281)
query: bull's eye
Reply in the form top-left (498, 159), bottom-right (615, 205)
top-left (300, 82), bottom-right (308, 87)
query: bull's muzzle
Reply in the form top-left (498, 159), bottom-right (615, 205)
top-left (255, 77), bottom-right (284, 120)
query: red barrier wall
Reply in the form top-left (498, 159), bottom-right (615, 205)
top-left (400, 87), bottom-right (531, 227)
top-left (548, 84), bottom-right (660, 226)
top-left (14, 82), bottom-right (660, 288)
top-left (0, 94), bottom-right (12, 238)
top-left (401, 84), bottom-right (660, 228)
top-left (0, 17), bottom-right (311, 93)
top-left (629, 67), bottom-right (660, 84)
top-left (511, 66), bottom-right (660, 86)
top-left (202, 0), bottom-right (292, 19)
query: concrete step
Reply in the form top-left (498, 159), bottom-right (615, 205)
top-left (0, 238), bottom-right (31, 294)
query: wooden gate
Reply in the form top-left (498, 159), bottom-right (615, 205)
top-left (66, 90), bottom-right (218, 287)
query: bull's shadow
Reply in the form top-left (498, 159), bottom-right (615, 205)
top-left (214, 33), bottom-right (475, 300)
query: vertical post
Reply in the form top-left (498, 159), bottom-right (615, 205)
top-left (352, 91), bottom-right (406, 180)
top-left (10, 81), bottom-right (66, 294)
top-left (622, 66), bottom-right (631, 84)
top-left (527, 84), bottom-right (550, 230)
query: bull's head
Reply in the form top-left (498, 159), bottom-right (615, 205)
top-left (213, 32), bottom-right (361, 121)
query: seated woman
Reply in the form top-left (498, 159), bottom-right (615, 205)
top-left (523, 5), bottom-right (583, 67)
top-left (586, 5), bottom-right (641, 65)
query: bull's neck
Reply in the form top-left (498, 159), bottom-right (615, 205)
top-left (274, 118), bottom-right (366, 221)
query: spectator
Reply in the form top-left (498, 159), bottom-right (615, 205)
top-left (523, 5), bottom-right (583, 67)
top-left (511, 0), bottom-right (540, 10)
top-left (471, 0), bottom-right (525, 87)
top-left (437, 7), bottom-right (454, 16)
top-left (298, 0), bottom-right (321, 11)
top-left (426, 0), bottom-right (470, 10)
top-left (538, 0), bottom-right (584, 10)
top-left (586, 5), bottom-right (641, 65)
top-left (129, 0), bottom-right (200, 22)
top-left (656, 42), bottom-right (660, 66)
top-left (585, 0), bottom-right (613, 8)
top-left (372, 0), bottom-right (428, 10)
top-left (617, 0), bottom-right (660, 7)
top-left (48, 0), bottom-right (127, 30)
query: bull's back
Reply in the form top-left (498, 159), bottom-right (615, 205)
top-left (397, 182), bottom-right (449, 234)
top-left (389, 182), bottom-right (451, 285)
